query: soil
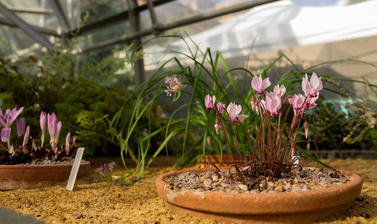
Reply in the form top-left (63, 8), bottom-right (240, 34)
top-left (0, 157), bottom-right (376, 224)
top-left (164, 167), bottom-right (350, 194)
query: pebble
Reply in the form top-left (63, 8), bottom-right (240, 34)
top-left (165, 168), bottom-right (350, 194)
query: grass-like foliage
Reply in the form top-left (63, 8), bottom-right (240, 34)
top-left (112, 35), bottom-right (345, 181)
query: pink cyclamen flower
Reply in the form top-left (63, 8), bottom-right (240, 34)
top-left (264, 92), bottom-right (282, 116)
top-left (288, 94), bottom-right (306, 114)
top-left (251, 75), bottom-right (271, 94)
top-left (216, 102), bottom-right (225, 115)
top-left (307, 95), bottom-right (319, 109)
top-left (302, 72), bottom-right (323, 97)
top-left (226, 103), bottom-right (248, 124)
top-left (205, 94), bottom-right (216, 110)
top-left (273, 85), bottom-right (286, 98)
top-left (164, 75), bottom-right (181, 96)
top-left (250, 96), bottom-right (259, 114)
top-left (17, 117), bottom-right (26, 137)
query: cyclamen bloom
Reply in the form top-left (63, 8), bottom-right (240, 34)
top-left (263, 92), bottom-right (282, 115)
top-left (164, 75), bottom-right (181, 96)
top-left (226, 103), bottom-right (248, 124)
top-left (250, 96), bottom-right (259, 114)
top-left (288, 94), bottom-right (305, 114)
top-left (302, 72), bottom-right (323, 97)
top-left (205, 95), bottom-right (216, 110)
top-left (251, 75), bottom-right (271, 94)
top-left (216, 102), bottom-right (225, 115)
top-left (307, 95), bottom-right (319, 109)
top-left (273, 85), bottom-right (286, 98)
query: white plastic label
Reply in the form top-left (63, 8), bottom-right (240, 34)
top-left (66, 147), bottom-right (85, 191)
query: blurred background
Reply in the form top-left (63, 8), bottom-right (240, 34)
top-left (0, 0), bottom-right (376, 159)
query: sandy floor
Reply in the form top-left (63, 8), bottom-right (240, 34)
top-left (0, 157), bottom-right (376, 224)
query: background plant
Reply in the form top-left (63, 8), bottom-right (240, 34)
top-left (0, 37), bottom-right (148, 157)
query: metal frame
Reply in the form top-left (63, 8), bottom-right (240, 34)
top-left (82, 0), bottom-right (280, 51)
top-left (0, 17), bottom-right (59, 37)
top-left (67, 0), bottom-right (174, 37)
top-left (127, 0), bottom-right (144, 86)
top-left (7, 7), bottom-right (53, 15)
top-left (50, 0), bottom-right (71, 32)
top-left (0, 0), bottom-right (281, 85)
top-left (0, 2), bottom-right (54, 52)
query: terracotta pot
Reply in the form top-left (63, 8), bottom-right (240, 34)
top-left (156, 168), bottom-right (362, 224)
top-left (0, 161), bottom-right (91, 190)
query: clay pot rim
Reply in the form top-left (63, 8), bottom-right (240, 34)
top-left (0, 160), bottom-right (90, 168)
top-left (156, 167), bottom-right (363, 214)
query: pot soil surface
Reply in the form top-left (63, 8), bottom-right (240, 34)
top-left (0, 157), bottom-right (376, 224)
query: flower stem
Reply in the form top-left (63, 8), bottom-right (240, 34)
top-left (219, 115), bottom-right (234, 160)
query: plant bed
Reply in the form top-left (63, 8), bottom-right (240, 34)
top-left (0, 160), bottom-right (91, 190)
top-left (0, 108), bottom-right (87, 189)
top-left (156, 167), bottom-right (362, 224)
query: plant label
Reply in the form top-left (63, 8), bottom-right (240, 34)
top-left (66, 147), bottom-right (85, 191)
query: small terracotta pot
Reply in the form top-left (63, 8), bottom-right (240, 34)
top-left (156, 168), bottom-right (362, 224)
top-left (0, 161), bottom-right (91, 190)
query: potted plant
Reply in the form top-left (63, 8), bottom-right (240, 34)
top-left (156, 73), bottom-right (362, 223)
top-left (0, 108), bottom-right (90, 190)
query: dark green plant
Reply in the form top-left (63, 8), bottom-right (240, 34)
top-left (0, 38), bottom-right (142, 156)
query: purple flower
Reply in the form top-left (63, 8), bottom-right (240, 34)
top-left (263, 92), bottom-right (282, 116)
top-left (302, 72), bottom-right (323, 97)
top-left (226, 103), bottom-right (248, 124)
top-left (47, 113), bottom-right (62, 149)
top-left (251, 75), bottom-right (271, 94)
top-left (17, 117), bottom-right (26, 137)
top-left (307, 95), bottom-right (319, 109)
top-left (204, 94), bottom-right (216, 110)
top-left (0, 107), bottom-right (23, 128)
top-left (65, 132), bottom-right (71, 155)
top-left (40, 112), bottom-right (47, 147)
top-left (216, 102), bottom-right (225, 115)
top-left (1, 128), bottom-right (10, 142)
top-left (164, 75), bottom-right (181, 97)
top-left (288, 94), bottom-right (305, 114)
